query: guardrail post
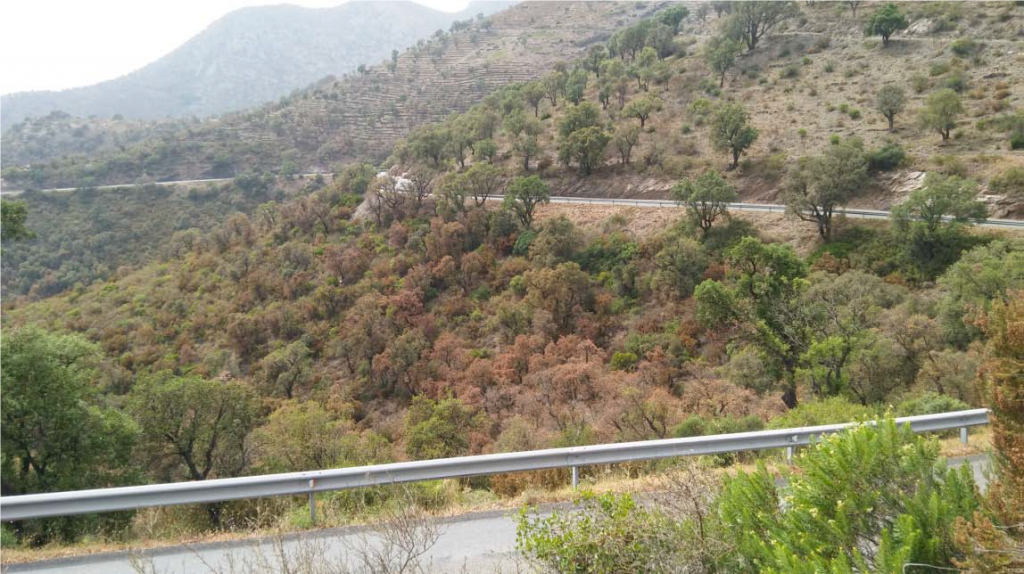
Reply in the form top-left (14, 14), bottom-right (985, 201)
top-left (786, 446), bottom-right (794, 464)
top-left (960, 427), bottom-right (968, 444)
top-left (308, 480), bottom-right (316, 525)
top-left (571, 466), bottom-right (579, 490)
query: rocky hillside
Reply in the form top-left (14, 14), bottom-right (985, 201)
top-left (0, 1), bottom-right (510, 131)
top-left (1, 1), bottom-right (662, 189)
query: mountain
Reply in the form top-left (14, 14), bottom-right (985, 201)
top-left (1, 1), bottom-right (660, 187)
top-left (0, 1), bottom-right (513, 131)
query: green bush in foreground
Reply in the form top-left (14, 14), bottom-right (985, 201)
top-left (518, 420), bottom-right (980, 573)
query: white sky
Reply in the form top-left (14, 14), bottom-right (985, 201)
top-left (0, 0), bottom-right (471, 95)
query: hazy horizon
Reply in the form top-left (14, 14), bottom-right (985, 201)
top-left (0, 0), bottom-right (473, 96)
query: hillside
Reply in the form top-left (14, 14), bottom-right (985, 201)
top-left (1, 1), bottom-right (662, 189)
top-left (2, 2), bottom-right (1023, 560)
top-left (0, 1), bottom-right (511, 133)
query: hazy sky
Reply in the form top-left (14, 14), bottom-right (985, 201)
top-left (0, 0), bottom-right (471, 95)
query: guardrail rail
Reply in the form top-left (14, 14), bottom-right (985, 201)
top-left (0, 409), bottom-right (988, 522)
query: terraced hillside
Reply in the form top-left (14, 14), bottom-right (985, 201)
top-left (1, 2), bottom-right (662, 189)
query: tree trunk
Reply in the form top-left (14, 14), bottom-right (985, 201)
top-left (206, 502), bottom-right (223, 529)
top-left (782, 382), bottom-right (798, 409)
top-left (731, 149), bottom-right (740, 169)
top-left (887, 115), bottom-right (895, 132)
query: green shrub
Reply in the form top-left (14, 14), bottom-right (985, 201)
top-left (930, 62), bottom-right (951, 77)
top-left (941, 69), bottom-right (968, 92)
top-left (896, 392), bottom-right (970, 417)
top-left (866, 142), bottom-right (907, 171)
top-left (609, 351), bottom-right (639, 372)
top-left (768, 397), bottom-right (877, 429)
top-left (717, 420), bottom-right (980, 571)
top-left (517, 492), bottom-right (684, 573)
top-left (781, 64), bottom-right (800, 79)
top-left (931, 154), bottom-right (968, 177)
top-left (1011, 123), bottom-right (1024, 150)
top-left (949, 38), bottom-right (980, 57)
top-left (989, 167), bottom-right (1024, 198)
top-left (512, 229), bottom-right (537, 256)
top-left (911, 73), bottom-right (929, 93)
top-left (823, 61), bottom-right (835, 73)
top-left (848, 108), bottom-right (862, 120)
top-left (0, 526), bottom-right (18, 549)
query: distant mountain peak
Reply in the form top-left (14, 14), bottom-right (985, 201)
top-left (0, 1), bottom-right (515, 131)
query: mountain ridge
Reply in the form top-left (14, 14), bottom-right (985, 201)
top-left (0, 0), bottom-right (513, 131)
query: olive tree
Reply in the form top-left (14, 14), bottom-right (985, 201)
top-left (672, 170), bottom-right (737, 233)
top-left (504, 175), bottom-right (551, 229)
top-left (704, 35), bottom-right (742, 87)
top-left (784, 138), bottom-right (868, 240)
top-left (622, 95), bottom-right (663, 128)
top-left (1, 199), bottom-right (34, 241)
top-left (729, 1), bottom-right (800, 52)
top-left (863, 3), bottom-right (908, 46)
top-left (919, 88), bottom-right (963, 141)
top-left (710, 102), bottom-right (759, 169)
top-left (876, 85), bottom-right (906, 132)
top-left (130, 373), bottom-right (259, 526)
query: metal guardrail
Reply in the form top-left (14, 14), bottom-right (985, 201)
top-left (0, 409), bottom-right (988, 522)
top-left (529, 196), bottom-right (1024, 229)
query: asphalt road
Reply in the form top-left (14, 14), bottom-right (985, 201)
top-left (2, 178), bottom-right (1021, 229)
top-left (5, 454), bottom-right (991, 574)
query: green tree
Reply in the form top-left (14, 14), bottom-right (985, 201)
top-left (504, 175), bottom-right (550, 228)
top-left (784, 138), bottom-right (869, 240)
top-left (583, 45), bottom-right (608, 78)
top-left (559, 126), bottom-right (610, 176)
top-left (710, 102), bottom-right (759, 169)
top-left (893, 173), bottom-right (987, 234)
top-left (729, 1), bottom-right (800, 52)
top-left (514, 134), bottom-right (542, 172)
top-left (464, 162), bottom-right (504, 207)
top-left (474, 138), bottom-right (499, 163)
top-left (718, 421), bottom-right (978, 571)
top-left (628, 47), bottom-right (659, 91)
top-left (876, 84), bottom-right (906, 132)
top-left (408, 124), bottom-right (449, 166)
top-left (257, 340), bottom-right (312, 399)
top-left (671, 170), bottom-right (737, 233)
top-left (612, 123), bottom-right (642, 165)
top-left (658, 4), bottom-right (690, 33)
top-left (892, 174), bottom-right (988, 280)
top-left (250, 400), bottom-right (388, 473)
top-left (542, 71), bottom-right (566, 107)
top-left (522, 81), bottom-right (546, 117)
top-left (404, 396), bottom-right (483, 460)
top-left (1, 329), bottom-right (138, 543)
top-left (129, 373), bottom-right (258, 526)
top-left (863, 2), bottom-right (908, 46)
top-left (622, 95), bottom-right (663, 128)
top-left (919, 88), bottom-right (963, 141)
top-left (1, 199), bottom-right (34, 241)
top-left (695, 237), bottom-right (810, 407)
top-left (704, 35), bottom-right (742, 87)
top-left (558, 101), bottom-right (602, 138)
top-left (336, 163), bottom-right (377, 195)
top-left (564, 69), bottom-right (589, 105)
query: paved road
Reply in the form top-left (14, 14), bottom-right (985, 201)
top-left (5, 455), bottom-right (990, 574)
top-left (3, 178), bottom-right (1021, 229)
top-left (530, 196), bottom-right (1024, 230)
top-left (0, 174), bottom-right (330, 197)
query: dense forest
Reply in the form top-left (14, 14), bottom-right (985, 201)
top-left (0, 174), bottom-right (319, 297)
top-left (1, 1), bottom-right (1022, 569)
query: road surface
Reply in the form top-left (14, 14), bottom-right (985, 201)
top-left (2, 178), bottom-right (1021, 229)
top-left (4, 455), bottom-right (991, 574)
